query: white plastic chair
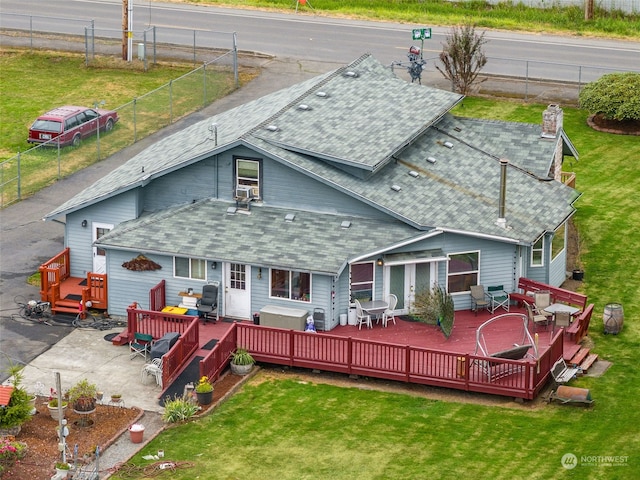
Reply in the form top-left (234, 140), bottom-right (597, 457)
top-left (141, 357), bottom-right (163, 387)
top-left (382, 294), bottom-right (398, 327)
top-left (354, 299), bottom-right (372, 330)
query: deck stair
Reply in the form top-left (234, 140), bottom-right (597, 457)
top-left (568, 347), bottom-right (598, 373)
top-left (51, 299), bottom-right (81, 316)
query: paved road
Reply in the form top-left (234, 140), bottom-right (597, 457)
top-left (2, 0), bottom-right (638, 82)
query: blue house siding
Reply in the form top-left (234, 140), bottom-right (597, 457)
top-left (67, 190), bottom-right (139, 278)
top-left (142, 157), bottom-right (219, 212)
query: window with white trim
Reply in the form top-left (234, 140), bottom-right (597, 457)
top-left (270, 269), bottom-right (311, 302)
top-left (447, 251), bottom-right (479, 293)
top-left (174, 256), bottom-right (206, 280)
top-left (531, 237), bottom-right (544, 266)
top-left (235, 157), bottom-right (261, 199)
top-left (350, 262), bottom-right (374, 302)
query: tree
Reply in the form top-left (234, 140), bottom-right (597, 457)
top-left (436, 24), bottom-right (488, 95)
top-left (579, 72), bottom-right (640, 122)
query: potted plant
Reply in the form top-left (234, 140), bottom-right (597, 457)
top-left (55, 461), bottom-right (71, 476)
top-left (68, 378), bottom-right (98, 413)
top-left (110, 394), bottom-right (122, 404)
top-left (194, 376), bottom-right (214, 405)
top-left (47, 388), bottom-right (68, 421)
top-left (230, 347), bottom-right (255, 376)
top-left (0, 365), bottom-right (33, 436)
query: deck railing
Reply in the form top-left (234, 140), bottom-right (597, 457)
top-left (126, 307), bottom-right (200, 389)
top-left (199, 323), bottom-right (563, 400)
top-left (39, 248), bottom-right (70, 302)
top-left (149, 279), bottom-right (166, 312)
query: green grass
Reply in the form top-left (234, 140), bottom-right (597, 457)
top-left (0, 48), bottom-right (249, 205)
top-left (111, 98), bottom-right (639, 478)
top-left (189, 0), bottom-right (640, 40)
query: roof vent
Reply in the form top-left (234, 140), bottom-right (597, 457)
top-left (427, 156), bottom-right (437, 164)
top-left (391, 184), bottom-right (402, 192)
top-left (284, 213), bottom-right (296, 222)
top-left (343, 71), bottom-right (359, 78)
top-left (454, 127), bottom-right (462, 132)
top-left (297, 104), bottom-right (312, 111)
top-left (316, 91), bottom-right (328, 98)
top-left (265, 125), bottom-right (279, 132)
top-left (226, 206), bottom-right (237, 215)
top-left (443, 141), bottom-right (453, 149)
top-left (341, 220), bottom-right (351, 229)
top-left (408, 170), bottom-right (419, 178)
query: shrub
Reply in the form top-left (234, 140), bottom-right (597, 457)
top-left (0, 365), bottom-right (32, 430)
top-left (579, 72), bottom-right (640, 121)
top-left (0, 438), bottom-right (28, 474)
top-left (162, 395), bottom-right (199, 423)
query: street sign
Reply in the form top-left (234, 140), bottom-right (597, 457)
top-left (412, 28), bottom-right (432, 40)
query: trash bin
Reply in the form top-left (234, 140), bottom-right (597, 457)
top-left (253, 313), bottom-right (260, 325)
top-left (137, 43), bottom-right (145, 60)
top-left (348, 308), bottom-right (357, 326)
top-left (339, 314), bottom-right (347, 326)
top-left (313, 308), bottom-right (325, 331)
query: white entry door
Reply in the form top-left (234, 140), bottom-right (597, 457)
top-left (387, 263), bottom-right (435, 315)
top-left (92, 222), bottom-right (113, 274)
top-left (224, 263), bottom-right (251, 319)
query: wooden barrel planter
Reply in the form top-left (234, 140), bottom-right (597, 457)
top-left (603, 303), bottom-right (623, 334)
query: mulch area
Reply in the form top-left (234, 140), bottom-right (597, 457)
top-left (587, 114), bottom-right (640, 135)
top-left (3, 371), bottom-right (246, 480)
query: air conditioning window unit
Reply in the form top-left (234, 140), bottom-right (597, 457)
top-left (236, 186), bottom-right (252, 199)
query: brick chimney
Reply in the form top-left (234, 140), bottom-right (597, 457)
top-left (541, 104), bottom-right (563, 139)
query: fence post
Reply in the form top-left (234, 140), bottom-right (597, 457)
top-left (525, 60), bottom-right (529, 102)
top-left (133, 98), bottom-right (137, 143)
top-left (17, 151), bottom-right (22, 201)
top-left (169, 80), bottom-right (173, 124)
top-left (203, 63), bottom-right (207, 108)
top-left (233, 32), bottom-right (239, 87)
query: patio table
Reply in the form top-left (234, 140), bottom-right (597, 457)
top-left (360, 300), bottom-right (389, 325)
top-left (542, 303), bottom-right (581, 316)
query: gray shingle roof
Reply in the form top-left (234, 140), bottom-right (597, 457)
top-left (46, 53), bottom-right (579, 247)
top-left (96, 199), bottom-right (420, 275)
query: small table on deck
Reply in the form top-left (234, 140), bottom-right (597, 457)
top-left (177, 291), bottom-right (201, 310)
top-left (360, 300), bottom-right (389, 325)
top-left (542, 303), bottom-right (581, 317)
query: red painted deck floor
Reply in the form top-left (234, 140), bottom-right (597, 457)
top-left (194, 306), bottom-right (580, 361)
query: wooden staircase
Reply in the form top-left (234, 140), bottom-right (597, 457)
top-left (569, 346), bottom-right (599, 373)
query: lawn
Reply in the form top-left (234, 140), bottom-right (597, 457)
top-left (111, 98), bottom-right (640, 478)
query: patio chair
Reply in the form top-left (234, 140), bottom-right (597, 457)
top-left (382, 294), bottom-right (398, 327)
top-left (129, 332), bottom-right (154, 361)
top-left (470, 285), bottom-right (490, 316)
top-left (141, 357), bottom-right (163, 387)
top-left (487, 285), bottom-right (510, 313)
top-left (354, 299), bottom-right (372, 330)
top-left (197, 282), bottom-right (219, 323)
top-left (525, 302), bottom-right (550, 332)
top-left (533, 291), bottom-right (553, 319)
top-left (553, 310), bottom-right (572, 336)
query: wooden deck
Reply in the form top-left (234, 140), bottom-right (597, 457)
top-left (122, 303), bottom-right (588, 401)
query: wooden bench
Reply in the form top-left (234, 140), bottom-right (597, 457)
top-left (566, 303), bottom-right (594, 342)
top-left (512, 278), bottom-right (587, 312)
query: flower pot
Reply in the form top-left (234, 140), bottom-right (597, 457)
top-left (196, 390), bottom-right (213, 405)
top-left (572, 269), bottom-right (584, 281)
top-left (0, 425), bottom-right (21, 437)
top-left (129, 424), bottom-right (145, 443)
top-left (230, 362), bottom-right (253, 376)
top-left (47, 402), bottom-right (67, 421)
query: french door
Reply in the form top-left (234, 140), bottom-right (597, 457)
top-left (387, 263), bottom-right (435, 315)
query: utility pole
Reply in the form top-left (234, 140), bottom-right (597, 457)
top-left (122, 0), bottom-right (133, 61)
top-left (122, 0), bottom-right (128, 60)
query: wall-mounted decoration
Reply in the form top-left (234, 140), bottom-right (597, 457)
top-left (122, 254), bottom-right (161, 271)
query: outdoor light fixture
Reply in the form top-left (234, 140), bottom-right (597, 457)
top-left (377, 258), bottom-right (384, 266)
top-left (258, 268), bottom-right (262, 280)
top-left (211, 262), bottom-right (217, 270)
top-left (81, 219), bottom-right (88, 228)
